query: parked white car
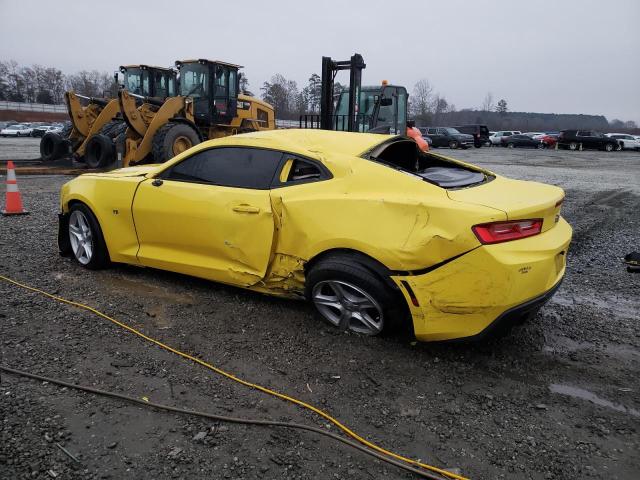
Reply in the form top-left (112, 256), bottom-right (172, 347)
top-left (606, 133), bottom-right (640, 151)
top-left (0, 124), bottom-right (33, 137)
top-left (489, 130), bottom-right (522, 145)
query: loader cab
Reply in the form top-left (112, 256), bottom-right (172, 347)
top-left (176, 59), bottom-right (240, 126)
top-left (120, 65), bottom-right (177, 99)
top-left (334, 84), bottom-right (407, 134)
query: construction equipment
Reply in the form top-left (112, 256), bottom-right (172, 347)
top-left (104, 59), bottom-right (275, 168)
top-left (300, 54), bottom-right (408, 135)
top-left (40, 65), bottom-right (177, 167)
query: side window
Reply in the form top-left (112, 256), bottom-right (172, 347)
top-left (287, 159), bottom-right (322, 182)
top-left (229, 70), bottom-right (237, 98)
top-left (276, 155), bottom-right (329, 186)
top-left (427, 128), bottom-right (437, 135)
top-left (165, 147), bottom-right (282, 189)
top-left (577, 130), bottom-right (590, 137)
top-left (257, 108), bottom-right (269, 127)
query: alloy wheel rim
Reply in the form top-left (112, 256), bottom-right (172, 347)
top-left (311, 280), bottom-right (384, 335)
top-left (69, 210), bottom-right (93, 265)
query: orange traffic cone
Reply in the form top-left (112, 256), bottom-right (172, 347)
top-left (2, 161), bottom-right (29, 216)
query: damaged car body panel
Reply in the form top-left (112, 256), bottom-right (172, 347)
top-left (59, 129), bottom-right (572, 341)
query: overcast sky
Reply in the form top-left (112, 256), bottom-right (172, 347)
top-left (1, 0), bottom-right (639, 122)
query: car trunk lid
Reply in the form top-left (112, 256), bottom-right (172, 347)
top-left (447, 176), bottom-right (564, 233)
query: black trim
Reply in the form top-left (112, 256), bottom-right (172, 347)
top-left (444, 278), bottom-right (564, 343)
top-left (271, 154), bottom-right (333, 189)
top-left (391, 248), bottom-right (477, 276)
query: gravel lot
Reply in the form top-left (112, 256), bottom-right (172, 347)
top-left (0, 136), bottom-right (41, 161)
top-left (1, 146), bottom-right (639, 480)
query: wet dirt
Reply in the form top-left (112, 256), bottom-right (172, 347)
top-left (1, 147), bottom-right (639, 479)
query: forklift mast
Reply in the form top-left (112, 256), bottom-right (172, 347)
top-left (320, 53), bottom-right (365, 131)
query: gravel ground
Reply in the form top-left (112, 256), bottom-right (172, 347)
top-left (0, 137), bottom-right (41, 161)
top-left (1, 146), bottom-right (639, 480)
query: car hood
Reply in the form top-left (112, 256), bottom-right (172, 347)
top-left (82, 164), bottom-right (161, 178)
top-left (447, 176), bottom-right (564, 232)
top-left (454, 134), bottom-right (474, 140)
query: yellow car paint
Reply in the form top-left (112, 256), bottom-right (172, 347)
top-left (60, 129), bottom-right (573, 341)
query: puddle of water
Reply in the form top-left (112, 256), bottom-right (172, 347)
top-left (550, 383), bottom-right (640, 418)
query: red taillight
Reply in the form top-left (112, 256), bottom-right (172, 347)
top-left (472, 219), bottom-right (543, 244)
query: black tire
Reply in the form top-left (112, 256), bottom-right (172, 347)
top-left (99, 120), bottom-right (127, 140)
top-left (474, 143), bottom-right (482, 148)
top-left (604, 143), bottom-right (615, 152)
top-left (40, 132), bottom-right (63, 162)
top-left (84, 134), bottom-right (115, 168)
top-left (152, 123), bottom-right (200, 163)
top-left (536, 142), bottom-right (545, 149)
top-left (67, 203), bottom-right (110, 270)
top-left (507, 143), bottom-right (515, 149)
top-left (305, 253), bottom-right (408, 336)
top-left (448, 140), bottom-right (459, 149)
top-left (568, 142), bottom-right (578, 151)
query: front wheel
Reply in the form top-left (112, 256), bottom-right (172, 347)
top-left (569, 142), bottom-right (579, 151)
top-left (536, 143), bottom-right (545, 149)
top-left (448, 140), bottom-right (459, 149)
top-left (67, 204), bottom-right (110, 269)
top-left (604, 143), bottom-right (615, 152)
top-left (507, 143), bottom-right (515, 149)
top-left (306, 255), bottom-right (406, 336)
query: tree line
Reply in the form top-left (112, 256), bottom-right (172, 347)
top-left (1, 60), bottom-right (637, 131)
top-left (0, 60), bottom-right (114, 104)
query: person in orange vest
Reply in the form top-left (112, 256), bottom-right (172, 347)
top-left (406, 120), bottom-right (429, 152)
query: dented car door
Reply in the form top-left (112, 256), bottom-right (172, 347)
top-left (132, 147), bottom-right (281, 286)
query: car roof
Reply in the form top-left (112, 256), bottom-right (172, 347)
top-left (190, 129), bottom-right (397, 159)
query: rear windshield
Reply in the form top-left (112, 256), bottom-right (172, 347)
top-left (365, 139), bottom-right (490, 189)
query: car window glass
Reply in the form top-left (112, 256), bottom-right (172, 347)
top-left (427, 128), bottom-right (437, 134)
top-left (286, 159), bottom-right (322, 182)
top-left (166, 147), bottom-right (282, 189)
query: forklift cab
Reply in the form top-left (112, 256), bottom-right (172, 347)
top-left (176, 59), bottom-right (239, 125)
top-left (119, 65), bottom-right (177, 99)
top-left (334, 84), bottom-right (408, 134)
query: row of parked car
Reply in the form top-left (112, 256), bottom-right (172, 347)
top-left (417, 124), bottom-right (640, 152)
top-left (0, 121), bottom-right (68, 138)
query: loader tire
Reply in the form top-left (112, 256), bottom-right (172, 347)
top-left (40, 132), bottom-right (64, 162)
top-left (85, 134), bottom-right (115, 169)
top-left (99, 120), bottom-right (127, 140)
top-left (152, 123), bottom-right (200, 163)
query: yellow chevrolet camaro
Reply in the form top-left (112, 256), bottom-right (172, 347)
top-left (58, 129), bottom-right (572, 341)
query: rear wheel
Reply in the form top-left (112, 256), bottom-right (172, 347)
top-left (507, 142), bottom-right (515, 149)
top-left (152, 123), bottom-right (201, 163)
top-left (604, 143), bottom-right (615, 152)
top-left (568, 142), bottom-right (578, 150)
top-left (536, 142), bottom-right (545, 149)
top-left (448, 140), bottom-right (459, 149)
top-left (306, 254), bottom-right (407, 336)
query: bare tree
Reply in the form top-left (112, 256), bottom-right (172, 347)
top-left (411, 79), bottom-right (433, 120)
top-left (481, 91), bottom-right (494, 112)
top-left (496, 99), bottom-right (508, 114)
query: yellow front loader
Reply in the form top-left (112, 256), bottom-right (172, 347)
top-left (100, 59), bottom-right (276, 168)
top-left (39, 65), bottom-right (177, 167)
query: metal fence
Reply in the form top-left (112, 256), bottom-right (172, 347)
top-left (0, 101), bottom-right (67, 113)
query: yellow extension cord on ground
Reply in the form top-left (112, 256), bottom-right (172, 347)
top-left (0, 273), bottom-right (468, 480)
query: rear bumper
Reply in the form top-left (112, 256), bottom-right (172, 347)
top-left (392, 217), bottom-right (572, 341)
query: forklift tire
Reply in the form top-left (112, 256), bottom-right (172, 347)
top-left (85, 134), bottom-right (115, 169)
top-left (152, 123), bottom-right (200, 163)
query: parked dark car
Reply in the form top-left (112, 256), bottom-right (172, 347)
top-left (453, 124), bottom-right (491, 147)
top-left (500, 134), bottom-right (545, 149)
top-left (557, 130), bottom-right (619, 151)
top-left (418, 127), bottom-right (474, 149)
